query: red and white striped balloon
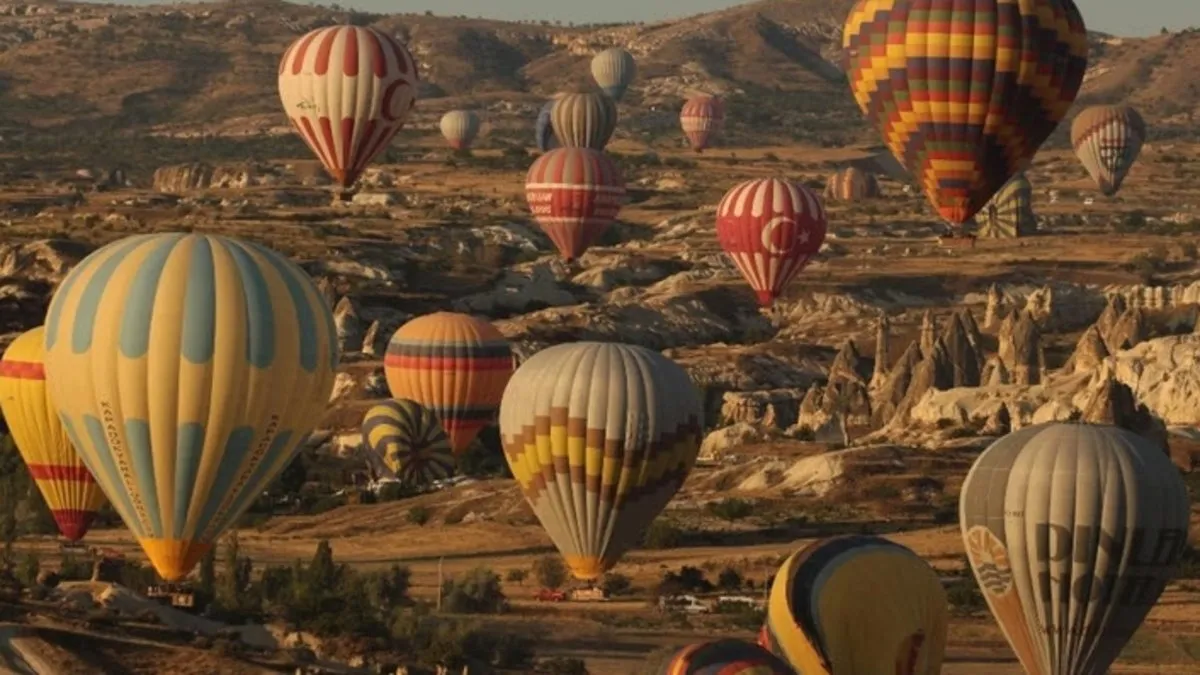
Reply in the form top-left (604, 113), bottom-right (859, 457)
top-left (278, 26), bottom-right (419, 189)
top-left (525, 147), bottom-right (625, 261)
top-left (681, 95), bottom-right (725, 152)
top-left (716, 178), bottom-right (827, 307)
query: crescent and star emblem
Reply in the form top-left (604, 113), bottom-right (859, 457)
top-left (760, 216), bottom-right (807, 255)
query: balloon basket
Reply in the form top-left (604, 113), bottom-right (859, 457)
top-left (938, 234), bottom-right (976, 249)
top-left (58, 541), bottom-right (88, 553)
top-left (145, 582), bottom-right (196, 609)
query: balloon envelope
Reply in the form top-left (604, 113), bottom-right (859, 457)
top-left (551, 91), bottom-right (617, 150)
top-left (824, 167), bottom-right (880, 201)
top-left (959, 422), bottom-right (1190, 675)
top-left (0, 326), bottom-right (106, 541)
top-left (525, 147), bottom-right (625, 261)
top-left (591, 48), bottom-right (636, 101)
top-left (440, 109), bottom-right (481, 150)
top-left (383, 312), bottom-right (513, 454)
top-left (843, 0), bottom-right (1088, 225)
top-left (43, 233), bottom-right (338, 581)
top-left (763, 535), bottom-right (948, 675)
top-left (1071, 105), bottom-right (1146, 197)
top-left (680, 95), bottom-right (724, 152)
top-left (278, 25), bottom-right (420, 189)
top-left (499, 342), bottom-right (703, 581)
top-left (362, 399), bottom-right (455, 487)
top-left (651, 639), bottom-right (795, 675)
top-left (978, 173), bottom-right (1036, 239)
top-left (716, 178), bottom-right (827, 307)
top-left (535, 100), bottom-right (558, 152)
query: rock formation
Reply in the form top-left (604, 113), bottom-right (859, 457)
top-left (870, 313), bottom-right (890, 392)
top-left (998, 310), bottom-right (1042, 385)
top-left (940, 312), bottom-right (981, 387)
top-left (1106, 306), bottom-right (1148, 352)
top-left (919, 310), bottom-right (936, 357)
top-left (152, 162), bottom-right (256, 192)
top-left (983, 284), bottom-right (1003, 330)
top-left (1066, 325), bottom-right (1110, 374)
top-left (332, 296), bottom-right (362, 356)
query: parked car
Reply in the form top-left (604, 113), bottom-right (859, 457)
top-left (533, 588), bottom-right (567, 602)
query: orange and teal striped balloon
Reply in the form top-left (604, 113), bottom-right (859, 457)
top-left (0, 326), bottom-right (107, 541)
top-left (653, 639), bottom-right (795, 675)
top-left (42, 233), bottom-right (338, 581)
top-left (383, 312), bottom-right (513, 454)
top-left (362, 399), bottom-right (455, 486)
top-left (843, 0), bottom-right (1088, 226)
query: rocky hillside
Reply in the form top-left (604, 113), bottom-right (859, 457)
top-left (0, 0), bottom-right (1195, 147)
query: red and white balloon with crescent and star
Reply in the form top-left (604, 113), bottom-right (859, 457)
top-left (716, 178), bottom-right (827, 307)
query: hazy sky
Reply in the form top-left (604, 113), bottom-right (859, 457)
top-left (313, 0), bottom-right (1195, 37)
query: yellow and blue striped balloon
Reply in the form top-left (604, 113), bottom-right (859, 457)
top-left (42, 233), bottom-right (338, 582)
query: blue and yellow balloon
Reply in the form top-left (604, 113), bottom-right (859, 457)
top-left (43, 233), bottom-right (338, 581)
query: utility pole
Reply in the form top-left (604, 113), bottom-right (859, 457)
top-left (436, 556), bottom-right (444, 612)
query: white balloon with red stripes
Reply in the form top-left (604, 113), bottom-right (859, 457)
top-left (278, 25), bottom-right (419, 190)
top-left (716, 178), bottom-right (828, 307)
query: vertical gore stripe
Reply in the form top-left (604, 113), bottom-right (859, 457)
top-left (181, 237), bottom-right (217, 364)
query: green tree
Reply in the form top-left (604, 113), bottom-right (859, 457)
top-left (197, 547), bottom-right (216, 597)
top-left (0, 434), bottom-right (22, 564)
top-left (717, 567), bottom-right (743, 591)
top-left (307, 539), bottom-right (338, 593)
top-left (441, 567), bottom-right (507, 614)
top-left (532, 555), bottom-right (568, 590)
top-left (276, 453), bottom-right (307, 499)
top-left (504, 568), bottom-right (528, 586)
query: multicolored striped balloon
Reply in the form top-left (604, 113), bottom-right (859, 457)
top-left (824, 167), bottom-right (881, 201)
top-left (680, 94), bottom-right (724, 152)
top-left (551, 90), bottom-right (618, 150)
top-left (978, 172), bottom-right (1036, 239)
top-left (42, 233), bottom-right (338, 581)
top-left (525, 147), bottom-right (626, 261)
top-left (440, 109), bottom-right (481, 151)
top-left (716, 178), bottom-right (828, 307)
top-left (361, 399), bottom-right (455, 487)
top-left (1071, 105), bottom-right (1146, 197)
top-left (652, 639), bottom-right (795, 675)
top-left (0, 326), bottom-right (106, 542)
top-left (591, 48), bottom-right (636, 101)
top-left (278, 25), bottom-right (420, 189)
top-left (843, 0), bottom-right (1088, 226)
top-left (383, 313), bottom-right (513, 454)
top-left (499, 342), bottom-right (703, 581)
top-left (762, 535), bottom-right (948, 675)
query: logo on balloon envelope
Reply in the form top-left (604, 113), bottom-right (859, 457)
top-left (1034, 523), bottom-right (1189, 607)
top-left (759, 217), bottom-right (806, 255)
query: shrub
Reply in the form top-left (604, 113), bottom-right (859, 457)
top-left (641, 519), bottom-right (685, 550)
top-left (407, 505), bottom-right (432, 526)
top-left (441, 567), bottom-right (508, 614)
top-left (707, 498), bottom-right (754, 521)
top-left (504, 568), bottom-right (528, 585)
top-left (601, 572), bottom-right (632, 597)
top-left (717, 567), bottom-right (743, 591)
top-left (532, 556), bottom-right (568, 590)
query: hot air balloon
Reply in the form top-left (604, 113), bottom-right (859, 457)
top-left (978, 173), bottom-right (1037, 239)
top-left (716, 178), bottom-right (828, 307)
top-left (383, 312), bottom-right (513, 454)
top-left (591, 48), bottom-right (636, 101)
top-left (650, 639), bottom-right (796, 675)
top-left (362, 399), bottom-right (455, 487)
top-left (824, 167), bottom-right (881, 202)
top-left (536, 100), bottom-right (558, 153)
top-left (499, 342), bottom-right (702, 581)
top-left (960, 423), bottom-right (1190, 675)
top-left (440, 109), bottom-right (481, 151)
top-left (0, 326), bottom-right (106, 542)
top-left (42, 233), bottom-right (338, 582)
top-left (762, 535), bottom-right (948, 675)
top-left (843, 1), bottom-right (1088, 231)
top-left (680, 94), bottom-right (724, 152)
top-left (1071, 105), bottom-right (1146, 197)
top-left (526, 146), bottom-right (625, 261)
top-left (551, 90), bottom-right (618, 150)
top-left (278, 25), bottom-right (420, 193)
